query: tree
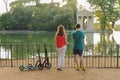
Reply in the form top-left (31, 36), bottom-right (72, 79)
top-left (54, 7), bottom-right (74, 30)
top-left (87, 0), bottom-right (120, 29)
top-left (1, 0), bottom-right (77, 31)
top-left (62, 0), bottom-right (77, 24)
top-left (0, 13), bottom-right (12, 29)
top-left (10, 5), bottom-right (33, 30)
top-left (3, 0), bottom-right (9, 12)
top-left (87, 0), bottom-right (120, 56)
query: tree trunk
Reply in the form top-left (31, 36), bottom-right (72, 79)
top-left (112, 21), bottom-right (115, 29)
top-left (3, 0), bottom-right (8, 12)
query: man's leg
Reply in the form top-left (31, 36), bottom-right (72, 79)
top-left (74, 54), bottom-right (80, 70)
top-left (80, 56), bottom-right (86, 71)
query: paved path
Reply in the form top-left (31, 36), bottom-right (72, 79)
top-left (0, 67), bottom-right (120, 80)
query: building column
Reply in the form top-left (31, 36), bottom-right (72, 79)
top-left (77, 16), bottom-right (83, 29)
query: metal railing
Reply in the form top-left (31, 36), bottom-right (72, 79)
top-left (0, 43), bottom-right (120, 68)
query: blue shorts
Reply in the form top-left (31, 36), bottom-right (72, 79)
top-left (73, 49), bottom-right (83, 56)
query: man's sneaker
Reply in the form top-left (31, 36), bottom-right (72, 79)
top-left (82, 65), bottom-right (86, 71)
top-left (76, 67), bottom-right (80, 71)
top-left (82, 68), bottom-right (86, 71)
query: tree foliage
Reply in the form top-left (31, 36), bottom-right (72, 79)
top-left (87, 0), bottom-right (120, 29)
top-left (0, 0), bottom-right (77, 31)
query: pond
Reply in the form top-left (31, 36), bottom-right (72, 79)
top-left (0, 30), bottom-right (119, 44)
top-left (0, 30), bottom-right (120, 59)
top-left (0, 31), bottom-right (56, 43)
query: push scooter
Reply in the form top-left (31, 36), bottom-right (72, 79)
top-left (19, 48), bottom-right (44, 71)
top-left (41, 42), bottom-right (52, 69)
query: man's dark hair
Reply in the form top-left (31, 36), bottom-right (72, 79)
top-left (76, 24), bottom-right (81, 28)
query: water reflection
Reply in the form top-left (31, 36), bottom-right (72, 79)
top-left (93, 30), bottom-right (120, 44)
top-left (110, 30), bottom-right (120, 44)
top-left (0, 47), bottom-right (11, 59)
top-left (84, 30), bottom-right (120, 56)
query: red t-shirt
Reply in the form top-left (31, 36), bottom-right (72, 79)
top-left (56, 35), bottom-right (66, 48)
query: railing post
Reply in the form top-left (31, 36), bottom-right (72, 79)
top-left (92, 44), bottom-right (94, 67)
top-left (10, 44), bottom-right (13, 67)
top-left (117, 44), bottom-right (119, 68)
top-left (104, 43), bottom-right (106, 68)
top-left (0, 44), bottom-right (1, 66)
top-left (21, 44), bottom-right (24, 65)
top-left (67, 43), bottom-right (70, 67)
top-left (50, 43), bottom-right (52, 65)
top-left (110, 44), bottom-right (112, 68)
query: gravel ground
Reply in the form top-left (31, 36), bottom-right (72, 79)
top-left (0, 67), bottom-right (120, 80)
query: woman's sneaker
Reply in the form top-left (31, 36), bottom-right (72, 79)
top-left (57, 68), bottom-right (62, 71)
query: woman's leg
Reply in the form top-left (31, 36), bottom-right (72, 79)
top-left (61, 45), bottom-right (66, 68)
top-left (57, 48), bottom-right (62, 69)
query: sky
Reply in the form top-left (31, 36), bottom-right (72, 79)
top-left (0, 0), bottom-right (90, 14)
